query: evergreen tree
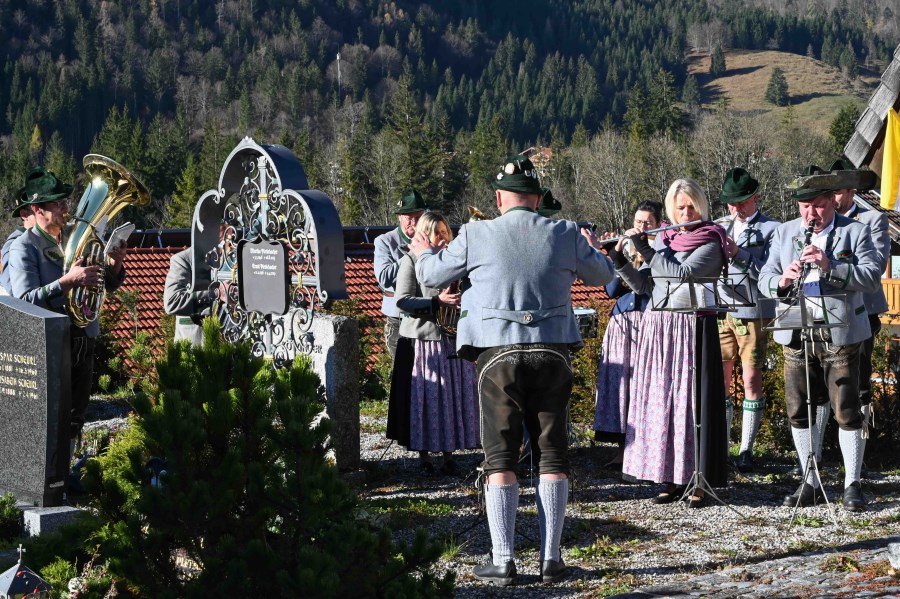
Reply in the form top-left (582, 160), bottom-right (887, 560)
top-left (829, 101), bottom-right (861, 154)
top-left (84, 321), bottom-right (455, 598)
top-left (764, 67), bottom-right (790, 106)
top-left (681, 74), bottom-right (701, 111)
top-left (710, 46), bottom-right (727, 77)
top-left (168, 152), bottom-right (202, 228)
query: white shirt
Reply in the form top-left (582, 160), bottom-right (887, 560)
top-left (801, 218), bottom-right (835, 318)
top-left (731, 210), bottom-right (758, 243)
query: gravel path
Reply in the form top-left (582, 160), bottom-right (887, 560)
top-left (357, 415), bottom-right (900, 597)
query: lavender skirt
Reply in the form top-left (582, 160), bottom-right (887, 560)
top-left (621, 311), bottom-right (727, 486)
top-left (594, 310), bottom-right (644, 441)
top-left (409, 335), bottom-right (480, 452)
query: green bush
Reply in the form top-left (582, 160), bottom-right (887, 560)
top-left (83, 319), bottom-right (453, 598)
top-left (0, 492), bottom-right (21, 541)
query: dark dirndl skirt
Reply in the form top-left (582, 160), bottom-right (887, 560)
top-left (386, 336), bottom-right (414, 448)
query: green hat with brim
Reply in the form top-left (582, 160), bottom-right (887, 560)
top-left (537, 188), bottom-right (561, 217)
top-left (13, 167), bottom-right (73, 216)
top-left (826, 158), bottom-right (878, 192)
top-left (394, 189), bottom-right (429, 215)
top-left (491, 155), bottom-right (542, 195)
top-left (787, 165), bottom-right (841, 201)
top-left (719, 167), bottom-right (759, 204)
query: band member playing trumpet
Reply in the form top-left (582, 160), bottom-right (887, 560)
top-left (717, 168), bottom-right (780, 473)
top-left (758, 166), bottom-right (881, 510)
top-left (612, 179), bottom-right (729, 508)
top-left (593, 200), bottom-right (662, 467)
top-left (389, 212), bottom-right (479, 476)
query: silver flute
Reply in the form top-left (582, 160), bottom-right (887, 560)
top-left (595, 218), bottom-right (728, 246)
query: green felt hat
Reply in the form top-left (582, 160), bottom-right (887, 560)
top-left (537, 188), bottom-right (561, 217)
top-left (787, 165), bottom-right (838, 201)
top-left (394, 189), bottom-right (429, 215)
top-left (491, 155), bottom-right (542, 195)
top-left (719, 167), bottom-right (759, 204)
top-left (13, 167), bottom-right (73, 216)
top-left (826, 158), bottom-right (878, 191)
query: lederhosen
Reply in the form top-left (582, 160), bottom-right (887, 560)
top-left (475, 343), bottom-right (573, 476)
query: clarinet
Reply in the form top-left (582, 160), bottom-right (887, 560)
top-left (791, 219), bottom-right (816, 299)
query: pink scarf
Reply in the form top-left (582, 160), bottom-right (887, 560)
top-left (659, 221), bottom-right (729, 275)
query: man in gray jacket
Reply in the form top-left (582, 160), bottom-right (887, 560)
top-left (8, 167), bottom-right (127, 466)
top-left (373, 190), bottom-right (428, 360)
top-left (410, 155), bottom-right (614, 585)
top-left (828, 159), bottom-right (889, 443)
top-left (163, 248), bottom-right (214, 347)
top-left (717, 168), bottom-right (780, 473)
top-left (758, 166), bottom-right (881, 511)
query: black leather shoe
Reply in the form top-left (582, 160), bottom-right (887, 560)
top-left (843, 481), bottom-right (866, 512)
top-left (651, 485), bottom-right (685, 504)
top-left (541, 558), bottom-right (567, 583)
top-left (736, 450), bottom-right (754, 473)
top-left (686, 492), bottom-right (709, 509)
top-left (782, 482), bottom-right (823, 507)
top-left (473, 558), bottom-right (517, 586)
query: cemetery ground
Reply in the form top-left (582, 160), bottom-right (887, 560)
top-left (1, 395), bottom-right (898, 597)
top-left (356, 400), bottom-right (900, 597)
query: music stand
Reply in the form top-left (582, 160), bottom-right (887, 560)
top-left (651, 276), bottom-right (746, 517)
top-left (759, 291), bottom-right (850, 527)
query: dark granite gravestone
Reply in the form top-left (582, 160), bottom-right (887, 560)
top-left (238, 239), bottom-right (289, 316)
top-left (0, 297), bottom-right (71, 507)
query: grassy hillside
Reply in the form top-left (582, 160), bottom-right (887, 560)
top-left (688, 49), bottom-right (880, 135)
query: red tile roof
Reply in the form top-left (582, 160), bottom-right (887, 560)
top-left (107, 232), bottom-right (612, 368)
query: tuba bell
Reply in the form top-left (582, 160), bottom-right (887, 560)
top-left (63, 155), bottom-right (150, 328)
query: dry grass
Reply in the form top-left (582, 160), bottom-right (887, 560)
top-left (687, 49), bottom-right (880, 135)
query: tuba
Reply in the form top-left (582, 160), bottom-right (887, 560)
top-left (63, 155), bottom-right (150, 327)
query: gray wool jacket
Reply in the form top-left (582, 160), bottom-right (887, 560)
top-left (721, 212), bottom-right (781, 320)
top-left (846, 204), bottom-right (889, 315)
top-left (758, 214), bottom-right (881, 347)
top-left (395, 252), bottom-right (443, 341)
top-left (415, 208), bottom-right (615, 360)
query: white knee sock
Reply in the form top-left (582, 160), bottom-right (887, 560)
top-left (791, 426), bottom-right (820, 488)
top-left (739, 396), bottom-right (765, 454)
top-left (485, 483), bottom-right (518, 565)
top-left (536, 478), bottom-right (568, 562)
top-left (814, 403), bottom-right (831, 462)
top-left (838, 428), bottom-right (866, 488)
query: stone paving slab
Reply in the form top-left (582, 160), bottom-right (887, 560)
top-left (609, 536), bottom-right (900, 598)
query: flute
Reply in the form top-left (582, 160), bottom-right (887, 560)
top-left (596, 219), bottom-right (709, 246)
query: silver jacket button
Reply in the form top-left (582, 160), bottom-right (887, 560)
top-left (523, 313), bottom-right (533, 323)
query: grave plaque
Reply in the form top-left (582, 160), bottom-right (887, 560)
top-left (0, 297), bottom-right (71, 507)
top-left (237, 239), bottom-right (289, 316)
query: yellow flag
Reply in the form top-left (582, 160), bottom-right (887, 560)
top-left (882, 107), bottom-right (900, 210)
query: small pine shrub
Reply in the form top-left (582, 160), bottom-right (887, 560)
top-left (83, 318), bottom-right (453, 598)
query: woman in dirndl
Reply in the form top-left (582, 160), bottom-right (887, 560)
top-left (611, 179), bottom-right (729, 507)
top-left (593, 200), bottom-right (663, 467)
top-left (391, 212), bottom-right (479, 475)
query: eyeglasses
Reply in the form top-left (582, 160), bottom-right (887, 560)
top-left (634, 219), bottom-right (656, 227)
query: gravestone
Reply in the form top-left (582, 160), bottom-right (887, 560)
top-left (0, 297), bottom-right (71, 507)
top-left (306, 314), bottom-right (360, 470)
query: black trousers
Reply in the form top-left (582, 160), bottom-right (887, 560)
top-left (476, 343), bottom-right (573, 476)
top-left (858, 315), bottom-right (881, 407)
top-left (70, 333), bottom-right (96, 437)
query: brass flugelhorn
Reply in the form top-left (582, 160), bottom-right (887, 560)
top-left (63, 155), bottom-right (150, 327)
top-left (435, 280), bottom-right (461, 337)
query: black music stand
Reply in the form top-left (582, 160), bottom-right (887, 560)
top-left (760, 291), bottom-right (849, 527)
top-left (651, 276), bottom-right (747, 517)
